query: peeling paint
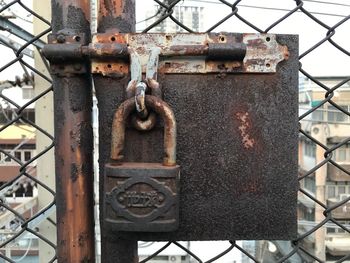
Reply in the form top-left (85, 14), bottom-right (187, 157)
top-left (99, 0), bottom-right (124, 17)
top-left (236, 112), bottom-right (255, 149)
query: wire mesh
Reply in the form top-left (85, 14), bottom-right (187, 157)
top-left (0, 0), bottom-right (55, 262)
top-left (135, 0), bottom-right (350, 262)
top-left (0, 0), bottom-right (348, 262)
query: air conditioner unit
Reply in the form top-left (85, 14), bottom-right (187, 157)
top-left (339, 194), bottom-right (350, 201)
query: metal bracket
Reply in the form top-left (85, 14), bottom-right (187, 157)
top-left (46, 31), bottom-right (88, 76)
top-left (43, 33), bottom-right (289, 77)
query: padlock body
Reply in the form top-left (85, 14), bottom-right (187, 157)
top-left (104, 162), bottom-right (180, 232)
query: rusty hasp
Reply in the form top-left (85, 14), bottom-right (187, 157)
top-left (125, 47), bottom-right (163, 131)
top-left (44, 32), bottom-right (289, 76)
top-left (135, 82), bottom-right (148, 119)
top-left (90, 32), bottom-right (289, 76)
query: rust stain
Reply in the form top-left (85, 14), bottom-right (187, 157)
top-left (91, 61), bottom-right (128, 77)
top-left (235, 112), bottom-right (255, 149)
top-left (159, 62), bottom-right (190, 74)
top-left (91, 33), bottom-right (128, 76)
top-left (99, 0), bottom-right (124, 17)
top-left (206, 61), bottom-right (242, 72)
top-left (78, 232), bottom-right (88, 247)
top-left (63, 0), bottom-right (90, 20)
top-left (246, 38), bottom-right (267, 50)
top-left (239, 177), bottom-right (263, 197)
top-left (242, 178), bottom-right (259, 193)
top-left (93, 32), bottom-right (127, 44)
top-left (281, 45), bottom-right (290, 60)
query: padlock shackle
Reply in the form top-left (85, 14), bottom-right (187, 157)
top-left (111, 95), bottom-right (177, 166)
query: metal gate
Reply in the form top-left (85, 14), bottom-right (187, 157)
top-left (0, 0), bottom-right (349, 262)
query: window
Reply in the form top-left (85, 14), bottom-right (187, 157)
top-left (338, 186), bottom-right (346, 195)
top-left (327, 227), bottom-right (336, 233)
top-left (304, 141), bottom-right (316, 157)
top-left (327, 184), bottom-right (350, 199)
top-left (312, 109), bottom-right (324, 121)
top-left (305, 210), bottom-right (315, 221)
top-left (333, 146), bottom-right (350, 163)
top-left (304, 177), bottom-right (315, 193)
top-left (24, 151), bottom-right (31, 161)
top-left (29, 110), bottom-right (35, 122)
top-left (338, 148), bottom-right (346, 162)
top-left (327, 105), bottom-right (348, 122)
top-left (0, 150), bottom-right (35, 164)
top-left (14, 151), bottom-right (21, 161)
top-left (0, 109), bottom-right (13, 124)
top-left (338, 222), bottom-right (346, 233)
top-left (311, 105), bottom-right (324, 121)
top-left (327, 221), bottom-right (350, 234)
top-left (327, 185), bottom-right (336, 198)
top-left (4, 153), bottom-right (11, 162)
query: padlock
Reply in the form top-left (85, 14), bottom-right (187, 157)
top-left (104, 95), bottom-right (180, 232)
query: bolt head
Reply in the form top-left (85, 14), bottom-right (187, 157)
top-left (57, 34), bottom-right (66, 43)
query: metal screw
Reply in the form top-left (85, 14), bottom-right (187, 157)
top-left (57, 34), bottom-right (66, 43)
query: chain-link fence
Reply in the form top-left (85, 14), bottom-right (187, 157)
top-left (0, 0), bottom-right (349, 262)
top-left (0, 0), bottom-right (55, 262)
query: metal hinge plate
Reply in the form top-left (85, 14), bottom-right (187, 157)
top-left (46, 31), bottom-right (88, 76)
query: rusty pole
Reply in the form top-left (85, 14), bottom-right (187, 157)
top-left (51, 0), bottom-right (95, 262)
top-left (96, 0), bottom-right (138, 262)
top-left (97, 0), bottom-right (136, 33)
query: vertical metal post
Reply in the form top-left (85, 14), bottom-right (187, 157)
top-left (96, 1), bottom-right (138, 262)
top-left (97, 0), bottom-right (136, 33)
top-left (51, 0), bottom-right (95, 262)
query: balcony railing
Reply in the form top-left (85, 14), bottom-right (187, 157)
top-left (299, 106), bottom-right (350, 125)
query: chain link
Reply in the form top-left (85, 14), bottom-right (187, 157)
top-left (0, 0), bottom-right (348, 262)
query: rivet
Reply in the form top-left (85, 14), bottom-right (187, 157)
top-left (57, 34), bottom-right (66, 43)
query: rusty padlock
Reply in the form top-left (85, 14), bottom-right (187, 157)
top-left (104, 95), bottom-right (180, 232)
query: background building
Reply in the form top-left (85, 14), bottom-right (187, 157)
top-left (139, 1), bottom-right (204, 33)
top-left (0, 83), bottom-right (39, 261)
top-left (298, 76), bottom-right (350, 262)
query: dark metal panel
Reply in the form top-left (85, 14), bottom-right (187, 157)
top-left (96, 34), bottom-right (299, 241)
